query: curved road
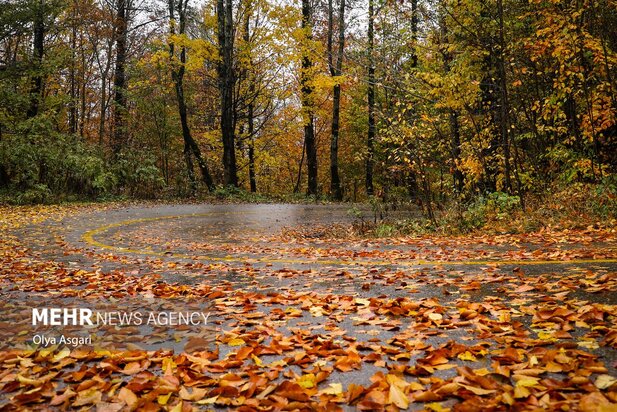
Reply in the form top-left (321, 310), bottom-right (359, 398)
top-left (4, 202), bottom-right (617, 409)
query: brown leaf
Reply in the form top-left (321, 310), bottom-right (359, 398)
top-left (118, 387), bottom-right (139, 410)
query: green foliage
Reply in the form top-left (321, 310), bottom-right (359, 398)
top-left (12, 184), bottom-right (52, 204)
top-left (112, 153), bottom-right (165, 199)
top-left (374, 223), bottom-right (395, 237)
top-left (0, 117), bottom-right (166, 203)
top-left (587, 177), bottom-right (617, 219)
top-left (459, 192), bottom-right (521, 231)
top-left (0, 119), bottom-right (110, 200)
top-left (346, 205), bottom-right (363, 220)
top-left (211, 185), bottom-right (271, 203)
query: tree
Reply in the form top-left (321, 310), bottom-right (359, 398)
top-left (366, 0), bottom-right (375, 196)
top-left (300, 0), bottom-right (317, 196)
top-left (438, 1), bottom-right (464, 195)
top-left (327, 0), bottom-right (345, 200)
top-left (168, 0), bottom-right (215, 193)
top-left (27, 0), bottom-right (46, 119)
top-left (111, 0), bottom-right (128, 157)
top-left (217, 0), bottom-right (238, 186)
top-left (243, 11), bottom-right (257, 193)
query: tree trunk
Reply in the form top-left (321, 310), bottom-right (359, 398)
top-left (328, 0), bottom-right (345, 201)
top-left (301, 0), bottom-right (318, 196)
top-left (217, 0), bottom-right (238, 187)
top-left (406, 0), bottom-right (419, 200)
top-left (411, 0), bottom-right (418, 68)
top-left (439, 6), bottom-right (464, 195)
top-left (244, 9), bottom-right (257, 193)
top-left (0, 124), bottom-right (6, 187)
top-left (366, 0), bottom-right (375, 196)
top-left (294, 137), bottom-right (306, 193)
top-left (183, 141), bottom-right (196, 194)
top-left (27, 0), bottom-right (45, 119)
top-left (98, 44), bottom-right (112, 146)
top-left (111, 0), bottom-right (128, 157)
top-left (496, 0), bottom-right (512, 192)
top-left (69, 1), bottom-right (77, 134)
top-left (79, 41), bottom-right (87, 138)
top-left (449, 110), bottom-right (464, 194)
top-left (170, 0), bottom-right (215, 191)
top-left (248, 109), bottom-right (257, 192)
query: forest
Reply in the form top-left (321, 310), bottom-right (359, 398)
top-left (1, 0), bottom-right (616, 221)
top-left (3, 1), bottom-right (617, 409)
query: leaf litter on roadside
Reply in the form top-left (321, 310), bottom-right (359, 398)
top-left (0, 205), bottom-right (616, 410)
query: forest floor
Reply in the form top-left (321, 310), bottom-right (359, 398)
top-left (1, 202), bottom-right (617, 411)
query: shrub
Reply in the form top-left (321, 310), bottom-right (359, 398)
top-left (460, 192), bottom-right (521, 231)
top-left (0, 119), bottom-right (115, 200)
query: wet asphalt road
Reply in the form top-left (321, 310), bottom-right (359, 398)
top-left (8, 203), bottom-right (617, 407)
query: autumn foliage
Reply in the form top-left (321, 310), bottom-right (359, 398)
top-left (0, 0), bottom-right (614, 212)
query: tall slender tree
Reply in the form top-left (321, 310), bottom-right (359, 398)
top-left (217, 0), bottom-right (238, 186)
top-left (301, 0), bottom-right (317, 195)
top-left (438, 2), bottom-right (464, 195)
top-left (243, 10), bottom-right (257, 193)
top-left (168, 0), bottom-right (214, 193)
top-left (111, 0), bottom-right (128, 157)
top-left (328, 0), bottom-right (345, 200)
top-left (366, 0), bottom-right (375, 196)
top-left (496, 0), bottom-right (512, 193)
top-left (27, 0), bottom-right (45, 119)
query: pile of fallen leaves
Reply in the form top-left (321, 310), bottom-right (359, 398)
top-left (0, 204), bottom-right (616, 411)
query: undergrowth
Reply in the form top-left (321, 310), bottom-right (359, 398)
top-left (347, 180), bottom-right (617, 237)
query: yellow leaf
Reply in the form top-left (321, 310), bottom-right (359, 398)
top-left (196, 395), bottom-right (219, 405)
top-left (577, 339), bottom-right (599, 349)
top-left (157, 393), bottom-right (172, 405)
top-left (459, 384), bottom-right (496, 395)
top-left (502, 391), bottom-right (515, 405)
top-left (537, 331), bottom-right (556, 340)
top-left (17, 375), bottom-right (40, 386)
top-left (162, 357), bottom-right (176, 375)
top-left (285, 307), bottom-right (302, 316)
top-left (270, 359), bottom-right (287, 367)
top-left (516, 377), bottom-right (539, 388)
top-left (169, 401), bottom-right (183, 412)
top-left (228, 338), bottom-right (245, 346)
top-left (595, 374), bottom-right (617, 390)
top-left (297, 373), bottom-right (316, 389)
top-left (39, 345), bottom-right (58, 358)
top-left (251, 354), bottom-right (263, 367)
top-left (388, 383), bottom-right (409, 409)
top-left (309, 306), bottom-right (324, 317)
top-left (52, 347), bottom-right (71, 363)
top-left (386, 374), bottom-right (409, 389)
top-left (457, 351), bottom-right (477, 362)
top-left (426, 402), bottom-right (450, 412)
top-left (94, 347), bottom-right (111, 357)
top-left (409, 381), bottom-right (424, 391)
top-left (73, 388), bottom-right (102, 406)
top-left (428, 313), bottom-right (443, 321)
top-left (514, 385), bottom-right (530, 399)
top-left (319, 383), bottom-right (343, 396)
